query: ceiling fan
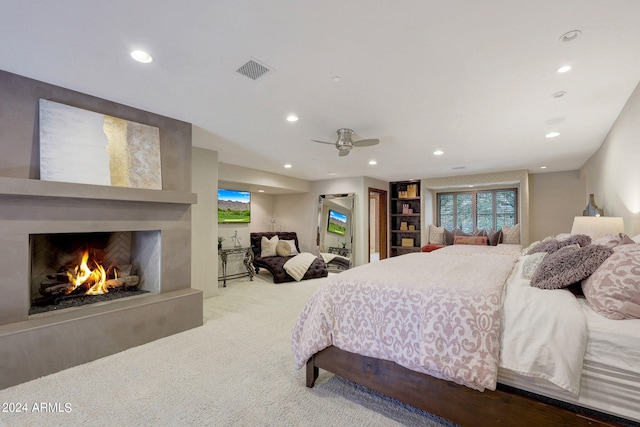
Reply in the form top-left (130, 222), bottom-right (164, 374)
top-left (312, 128), bottom-right (379, 157)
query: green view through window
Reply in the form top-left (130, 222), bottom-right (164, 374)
top-left (437, 189), bottom-right (517, 233)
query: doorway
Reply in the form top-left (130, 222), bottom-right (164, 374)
top-left (368, 188), bottom-right (388, 262)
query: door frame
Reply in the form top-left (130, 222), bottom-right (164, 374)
top-left (368, 187), bottom-right (388, 262)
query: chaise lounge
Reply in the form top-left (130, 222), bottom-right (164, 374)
top-left (250, 232), bottom-right (328, 283)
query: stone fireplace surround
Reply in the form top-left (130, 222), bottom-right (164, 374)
top-left (0, 70), bottom-right (203, 389)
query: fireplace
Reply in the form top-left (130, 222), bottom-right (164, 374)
top-left (0, 69), bottom-right (203, 391)
top-left (29, 231), bottom-right (161, 315)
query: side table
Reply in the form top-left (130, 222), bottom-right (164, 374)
top-left (218, 247), bottom-right (254, 287)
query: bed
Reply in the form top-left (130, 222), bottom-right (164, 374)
top-left (292, 239), bottom-right (640, 426)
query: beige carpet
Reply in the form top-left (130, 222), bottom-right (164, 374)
top-left (0, 273), bottom-right (454, 426)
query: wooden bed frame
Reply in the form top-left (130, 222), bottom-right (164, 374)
top-left (306, 346), bottom-right (627, 427)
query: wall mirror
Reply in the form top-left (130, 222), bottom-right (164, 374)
top-left (317, 193), bottom-right (354, 271)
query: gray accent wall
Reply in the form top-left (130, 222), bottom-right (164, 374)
top-left (0, 70), bottom-right (202, 390)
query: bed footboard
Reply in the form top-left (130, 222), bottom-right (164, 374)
top-left (306, 346), bottom-right (624, 427)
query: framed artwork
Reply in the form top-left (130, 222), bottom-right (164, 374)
top-left (39, 99), bottom-right (162, 189)
top-left (218, 189), bottom-right (251, 223)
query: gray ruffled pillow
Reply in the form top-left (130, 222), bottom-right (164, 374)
top-left (530, 244), bottom-right (613, 290)
top-left (526, 234), bottom-right (591, 255)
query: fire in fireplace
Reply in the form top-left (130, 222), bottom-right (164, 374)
top-left (29, 231), bottom-right (161, 315)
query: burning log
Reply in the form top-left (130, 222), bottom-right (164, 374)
top-left (39, 275), bottom-right (139, 297)
top-left (40, 282), bottom-right (75, 297)
top-left (105, 275), bottom-right (139, 289)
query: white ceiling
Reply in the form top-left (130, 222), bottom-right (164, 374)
top-left (1, 1), bottom-right (640, 183)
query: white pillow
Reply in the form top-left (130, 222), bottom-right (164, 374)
top-left (260, 235), bottom-right (279, 257)
top-left (522, 252), bottom-right (547, 280)
top-left (502, 224), bottom-right (520, 244)
top-left (276, 241), bottom-right (291, 257)
top-left (522, 240), bottom-right (540, 255)
top-left (428, 225), bottom-right (445, 244)
top-left (283, 239), bottom-right (299, 254)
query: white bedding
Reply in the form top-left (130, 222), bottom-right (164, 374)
top-left (436, 243), bottom-right (523, 257)
top-left (499, 297), bottom-right (640, 423)
top-left (499, 255), bottom-right (587, 395)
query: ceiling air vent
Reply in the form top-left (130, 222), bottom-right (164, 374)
top-left (236, 58), bottom-right (272, 81)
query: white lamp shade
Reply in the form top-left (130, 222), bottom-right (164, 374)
top-left (570, 216), bottom-right (625, 239)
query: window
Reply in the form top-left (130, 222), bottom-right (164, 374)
top-left (437, 188), bottom-right (517, 233)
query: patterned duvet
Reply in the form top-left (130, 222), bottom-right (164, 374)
top-left (292, 250), bottom-right (518, 391)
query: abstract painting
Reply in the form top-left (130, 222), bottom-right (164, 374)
top-left (39, 99), bottom-right (162, 190)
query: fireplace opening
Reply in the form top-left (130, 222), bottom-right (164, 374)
top-left (29, 230), bottom-right (161, 315)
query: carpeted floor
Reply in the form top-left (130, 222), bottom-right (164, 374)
top-left (0, 273), bottom-right (455, 426)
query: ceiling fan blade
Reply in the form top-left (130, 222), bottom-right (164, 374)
top-left (311, 139), bottom-right (336, 145)
top-left (339, 149), bottom-right (350, 157)
top-left (352, 138), bottom-right (379, 147)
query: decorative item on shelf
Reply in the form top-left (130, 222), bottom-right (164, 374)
top-left (231, 230), bottom-right (241, 248)
top-left (409, 225), bottom-right (416, 231)
top-left (583, 194), bottom-right (604, 217)
top-left (400, 221), bottom-right (408, 230)
top-left (402, 204), bottom-right (410, 214)
top-left (217, 236), bottom-right (225, 250)
top-left (401, 238), bottom-right (414, 247)
top-left (407, 184), bottom-right (418, 198)
top-left (408, 208), bottom-right (413, 214)
top-left (398, 190), bottom-right (408, 199)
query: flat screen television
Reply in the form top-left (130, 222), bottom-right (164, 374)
top-left (218, 189), bottom-right (251, 223)
top-left (327, 209), bottom-right (347, 236)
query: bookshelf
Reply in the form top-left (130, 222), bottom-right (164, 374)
top-left (390, 180), bottom-right (421, 256)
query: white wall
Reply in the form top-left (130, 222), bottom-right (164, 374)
top-left (581, 80), bottom-right (640, 236)
top-left (191, 141), bottom-right (219, 297)
top-left (250, 192), bottom-right (276, 233)
top-left (528, 170), bottom-right (585, 241)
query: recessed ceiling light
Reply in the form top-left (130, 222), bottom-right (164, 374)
top-left (540, 166), bottom-right (547, 169)
top-left (130, 50), bottom-right (153, 63)
top-left (559, 30), bottom-right (581, 43)
top-left (545, 132), bottom-right (560, 138)
top-left (551, 91), bottom-right (567, 98)
top-left (332, 76), bottom-right (341, 82)
top-left (284, 164), bottom-right (292, 169)
top-left (556, 65), bottom-right (572, 74)
top-left (286, 115), bottom-right (299, 122)
top-left (433, 150), bottom-right (444, 156)
top-left (368, 160), bottom-right (377, 165)
top-left (258, 189), bottom-right (265, 193)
